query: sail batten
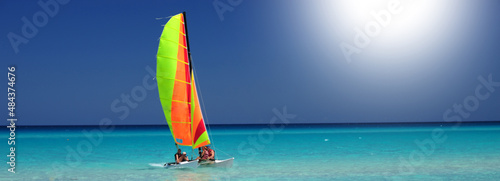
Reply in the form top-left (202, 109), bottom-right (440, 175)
top-left (157, 12), bottom-right (210, 148)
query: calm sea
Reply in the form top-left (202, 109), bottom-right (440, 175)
top-left (2, 123), bottom-right (500, 180)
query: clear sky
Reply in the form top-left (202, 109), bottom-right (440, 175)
top-left (1, 0), bottom-right (500, 126)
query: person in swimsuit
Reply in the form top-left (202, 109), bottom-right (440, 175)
top-left (199, 146), bottom-right (209, 161)
top-left (174, 149), bottom-right (182, 163)
top-left (206, 146), bottom-right (215, 161)
top-left (175, 149), bottom-right (189, 163)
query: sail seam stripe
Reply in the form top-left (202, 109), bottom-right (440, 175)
top-left (157, 55), bottom-right (189, 65)
top-left (160, 38), bottom-right (187, 49)
top-left (172, 100), bottom-right (191, 104)
top-left (164, 25), bottom-right (186, 36)
top-left (174, 79), bottom-right (191, 85)
top-left (171, 16), bottom-right (184, 24)
top-left (159, 98), bottom-right (191, 104)
top-left (156, 76), bottom-right (191, 84)
top-left (171, 121), bottom-right (191, 124)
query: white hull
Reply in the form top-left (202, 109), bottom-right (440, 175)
top-left (164, 160), bottom-right (198, 169)
top-left (199, 158), bottom-right (234, 168)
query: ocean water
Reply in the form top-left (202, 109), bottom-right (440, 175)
top-left (2, 123), bottom-right (500, 181)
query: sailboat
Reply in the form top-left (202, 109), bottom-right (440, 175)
top-left (156, 12), bottom-right (234, 169)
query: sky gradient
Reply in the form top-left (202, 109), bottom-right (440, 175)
top-left (1, 0), bottom-right (500, 125)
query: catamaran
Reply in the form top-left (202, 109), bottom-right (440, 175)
top-left (156, 12), bottom-right (234, 169)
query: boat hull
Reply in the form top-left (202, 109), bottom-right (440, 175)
top-left (199, 158), bottom-right (234, 168)
top-left (164, 160), bottom-right (199, 169)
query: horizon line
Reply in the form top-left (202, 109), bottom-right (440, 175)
top-left (6, 120), bottom-right (500, 127)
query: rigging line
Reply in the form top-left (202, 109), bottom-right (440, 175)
top-left (155, 15), bottom-right (174, 20)
top-left (213, 147), bottom-right (233, 158)
top-left (156, 13), bottom-right (184, 40)
top-left (155, 14), bottom-right (183, 22)
top-left (192, 63), bottom-right (222, 159)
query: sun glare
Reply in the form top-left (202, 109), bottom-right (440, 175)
top-left (295, 0), bottom-right (469, 66)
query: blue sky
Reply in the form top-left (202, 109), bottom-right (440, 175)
top-left (1, 0), bottom-right (500, 125)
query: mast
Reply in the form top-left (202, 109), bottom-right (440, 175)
top-left (183, 11), bottom-right (193, 73)
top-left (183, 11), bottom-right (195, 159)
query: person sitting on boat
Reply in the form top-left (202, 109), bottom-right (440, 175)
top-left (175, 149), bottom-right (189, 163)
top-left (206, 146), bottom-right (215, 161)
top-left (198, 146), bottom-right (209, 161)
top-left (181, 152), bottom-right (189, 161)
top-left (174, 149), bottom-right (182, 163)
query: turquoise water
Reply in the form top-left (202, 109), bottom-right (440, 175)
top-left (2, 123), bottom-right (500, 180)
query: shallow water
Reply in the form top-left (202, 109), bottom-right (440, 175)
top-left (2, 123), bottom-right (500, 180)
